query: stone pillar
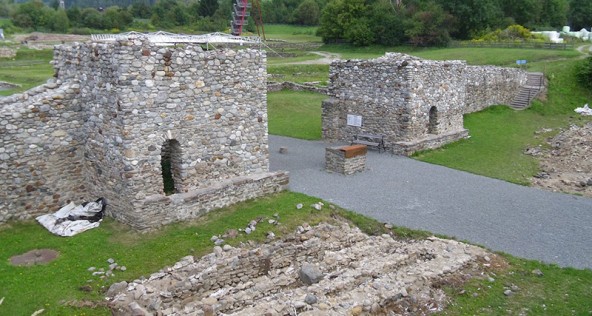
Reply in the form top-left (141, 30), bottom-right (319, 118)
top-left (325, 145), bottom-right (367, 175)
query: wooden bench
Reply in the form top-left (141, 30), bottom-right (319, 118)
top-left (352, 133), bottom-right (386, 153)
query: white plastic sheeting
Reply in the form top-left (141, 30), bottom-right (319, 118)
top-left (575, 104), bottom-right (592, 116)
top-left (36, 198), bottom-right (106, 237)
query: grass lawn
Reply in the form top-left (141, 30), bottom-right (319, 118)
top-left (0, 48), bottom-right (54, 96)
top-left (1, 191), bottom-right (591, 315)
top-left (267, 64), bottom-right (329, 84)
top-left (264, 24), bottom-right (321, 42)
top-left (267, 90), bottom-right (325, 140)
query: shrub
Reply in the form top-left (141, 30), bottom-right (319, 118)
top-left (576, 57), bottom-right (592, 89)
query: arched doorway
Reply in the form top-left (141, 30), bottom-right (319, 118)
top-left (161, 139), bottom-right (182, 195)
top-left (428, 106), bottom-right (438, 134)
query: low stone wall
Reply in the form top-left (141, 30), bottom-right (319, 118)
top-left (325, 145), bottom-right (367, 175)
top-left (267, 81), bottom-right (327, 94)
top-left (118, 171), bottom-right (289, 230)
top-left (391, 129), bottom-right (469, 156)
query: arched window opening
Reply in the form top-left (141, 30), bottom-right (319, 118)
top-left (428, 106), bottom-right (438, 134)
top-left (161, 139), bottom-right (182, 195)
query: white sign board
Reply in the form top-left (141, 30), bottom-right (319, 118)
top-left (347, 114), bottom-right (362, 127)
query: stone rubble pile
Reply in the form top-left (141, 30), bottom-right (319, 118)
top-left (530, 122), bottom-right (592, 197)
top-left (107, 222), bottom-right (489, 315)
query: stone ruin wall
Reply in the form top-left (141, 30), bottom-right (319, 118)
top-left (322, 53), bottom-right (527, 154)
top-left (322, 56), bottom-right (411, 144)
top-left (0, 39), bottom-right (288, 229)
top-left (464, 65), bottom-right (527, 113)
top-left (0, 78), bottom-right (89, 223)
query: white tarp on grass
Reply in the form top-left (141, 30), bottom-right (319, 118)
top-left (575, 104), bottom-right (592, 116)
top-left (36, 198), bottom-right (106, 237)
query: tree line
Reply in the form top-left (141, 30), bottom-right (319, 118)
top-left (0, 0), bottom-right (591, 46)
top-left (318, 0), bottom-right (592, 46)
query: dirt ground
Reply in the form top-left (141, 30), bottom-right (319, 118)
top-left (528, 122), bottom-right (592, 197)
top-left (12, 32), bottom-right (90, 49)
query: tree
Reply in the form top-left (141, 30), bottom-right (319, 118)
top-left (151, 0), bottom-right (189, 28)
top-left (49, 8), bottom-right (70, 32)
top-left (294, 0), bottom-right (320, 25)
top-left (405, 1), bottom-right (452, 46)
top-left (129, 0), bottom-right (152, 19)
top-left (103, 6), bottom-right (133, 29)
top-left (197, 0), bottom-right (218, 17)
top-left (80, 7), bottom-right (104, 29)
top-left (539, 0), bottom-right (568, 27)
top-left (569, 0), bottom-right (592, 30)
top-left (317, 0), bottom-right (368, 43)
top-left (438, 0), bottom-right (504, 39)
top-left (0, 0), bottom-right (14, 18)
top-left (12, 0), bottom-right (53, 30)
top-left (368, 0), bottom-right (408, 45)
top-left (66, 6), bottom-right (82, 26)
top-left (500, 0), bottom-right (540, 28)
top-left (577, 57), bottom-right (592, 89)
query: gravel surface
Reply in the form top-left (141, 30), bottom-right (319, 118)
top-left (269, 135), bottom-right (592, 269)
top-left (529, 123), bottom-right (592, 197)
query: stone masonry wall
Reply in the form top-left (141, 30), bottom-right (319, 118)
top-left (322, 54), bottom-right (415, 144)
top-left (322, 53), bottom-right (527, 154)
top-left (0, 38), bottom-right (288, 229)
top-left (464, 65), bottom-right (527, 113)
top-left (0, 80), bottom-right (90, 223)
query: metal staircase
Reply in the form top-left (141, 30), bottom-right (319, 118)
top-left (231, 0), bottom-right (251, 36)
top-left (509, 72), bottom-right (545, 110)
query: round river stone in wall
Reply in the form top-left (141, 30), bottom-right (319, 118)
top-left (10, 249), bottom-right (60, 266)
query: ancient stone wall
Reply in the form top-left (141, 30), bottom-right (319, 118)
top-left (0, 81), bottom-right (89, 223)
top-left (464, 65), bottom-right (527, 113)
top-left (0, 38), bottom-right (288, 229)
top-left (322, 53), bottom-right (527, 155)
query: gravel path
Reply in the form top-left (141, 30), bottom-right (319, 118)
top-left (269, 135), bottom-right (592, 269)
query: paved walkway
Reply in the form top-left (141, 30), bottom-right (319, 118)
top-left (269, 136), bottom-right (592, 269)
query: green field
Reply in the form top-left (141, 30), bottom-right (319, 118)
top-left (264, 24), bottom-right (321, 42)
top-left (0, 48), bottom-right (54, 96)
top-left (268, 90), bottom-right (325, 139)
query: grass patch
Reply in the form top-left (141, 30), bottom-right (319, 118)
top-left (267, 90), bottom-right (325, 140)
top-left (264, 24), bottom-right (321, 42)
top-left (414, 106), bottom-right (544, 185)
top-left (267, 63), bottom-right (329, 84)
top-left (0, 48), bottom-right (53, 96)
top-left (268, 51), bottom-right (326, 65)
top-left (320, 44), bottom-right (581, 66)
top-left (412, 47), bottom-right (581, 66)
top-left (441, 254), bottom-right (592, 315)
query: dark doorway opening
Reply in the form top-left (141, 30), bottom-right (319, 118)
top-left (161, 139), bottom-right (182, 195)
top-left (428, 106), bottom-right (438, 134)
